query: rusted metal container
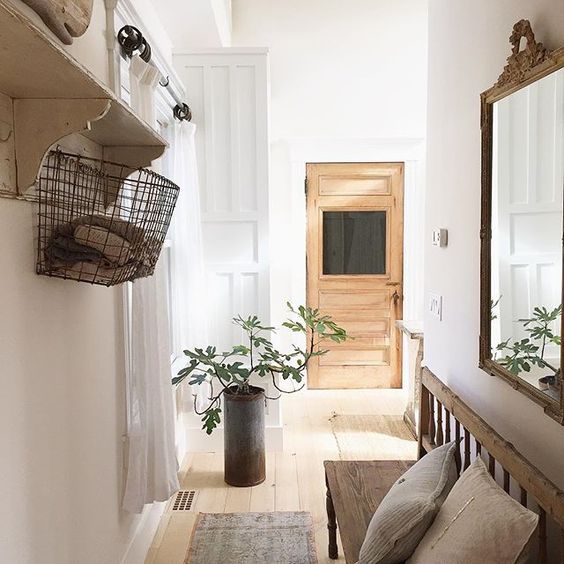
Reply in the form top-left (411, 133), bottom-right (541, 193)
top-left (224, 386), bottom-right (266, 487)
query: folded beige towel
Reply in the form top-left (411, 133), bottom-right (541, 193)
top-left (74, 224), bottom-right (131, 266)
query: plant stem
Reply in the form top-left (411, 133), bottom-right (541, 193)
top-left (271, 373), bottom-right (306, 394)
top-left (249, 330), bottom-right (254, 371)
top-left (193, 388), bottom-right (226, 416)
top-left (539, 358), bottom-right (558, 373)
top-left (541, 323), bottom-right (547, 360)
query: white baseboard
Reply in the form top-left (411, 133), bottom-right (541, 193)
top-left (183, 424), bottom-right (284, 452)
top-left (120, 501), bottom-right (166, 564)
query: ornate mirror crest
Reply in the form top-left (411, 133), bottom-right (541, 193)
top-left (496, 20), bottom-right (551, 87)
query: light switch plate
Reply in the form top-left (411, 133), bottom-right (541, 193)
top-left (432, 228), bottom-right (448, 247)
top-left (428, 293), bottom-right (442, 320)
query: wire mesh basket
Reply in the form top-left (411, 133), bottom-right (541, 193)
top-left (37, 150), bottom-right (179, 286)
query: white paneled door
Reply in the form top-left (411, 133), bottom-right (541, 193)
top-left (174, 51), bottom-right (279, 437)
top-left (175, 51), bottom-right (270, 351)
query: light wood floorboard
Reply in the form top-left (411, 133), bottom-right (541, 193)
top-left (146, 388), bottom-right (414, 564)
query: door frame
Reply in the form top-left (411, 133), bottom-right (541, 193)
top-left (278, 138), bottom-right (425, 391)
top-left (305, 162), bottom-right (405, 389)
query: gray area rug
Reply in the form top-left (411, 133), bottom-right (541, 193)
top-left (185, 511), bottom-right (318, 564)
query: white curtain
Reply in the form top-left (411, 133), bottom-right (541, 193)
top-left (122, 57), bottom-right (180, 513)
top-left (122, 263), bottom-right (180, 513)
top-left (163, 122), bottom-right (210, 412)
top-left (129, 54), bottom-right (161, 126)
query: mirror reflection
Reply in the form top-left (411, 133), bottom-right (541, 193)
top-left (490, 67), bottom-right (564, 399)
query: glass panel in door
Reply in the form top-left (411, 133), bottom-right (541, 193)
top-left (322, 210), bottom-right (387, 275)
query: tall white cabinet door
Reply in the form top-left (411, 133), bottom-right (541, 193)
top-left (175, 51), bottom-right (279, 440)
top-left (175, 51), bottom-right (270, 348)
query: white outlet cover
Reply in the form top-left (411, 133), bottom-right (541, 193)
top-left (428, 293), bottom-right (442, 320)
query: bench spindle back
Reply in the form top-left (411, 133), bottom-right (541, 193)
top-left (419, 367), bottom-right (564, 564)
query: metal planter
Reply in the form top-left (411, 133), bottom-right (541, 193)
top-left (223, 386), bottom-right (266, 487)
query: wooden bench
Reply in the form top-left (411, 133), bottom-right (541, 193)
top-left (324, 367), bottom-right (564, 563)
top-left (324, 460), bottom-right (414, 562)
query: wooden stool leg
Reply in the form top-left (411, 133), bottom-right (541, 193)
top-left (325, 472), bottom-right (338, 559)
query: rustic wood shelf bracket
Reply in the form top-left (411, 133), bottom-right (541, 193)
top-left (14, 98), bottom-right (110, 192)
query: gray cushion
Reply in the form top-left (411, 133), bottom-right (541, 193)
top-left (358, 441), bottom-right (459, 564)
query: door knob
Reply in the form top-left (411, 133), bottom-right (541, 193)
top-left (392, 290), bottom-right (400, 304)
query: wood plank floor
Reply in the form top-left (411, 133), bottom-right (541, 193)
top-left (146, 388), bottom-right (415, 564)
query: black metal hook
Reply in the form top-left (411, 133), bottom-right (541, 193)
top-left (117, 25), bottom-right (192, 122)
top-left (173, 103), bottom-right (192, 122)
top-left (117, 25), bottom-right (152, 63)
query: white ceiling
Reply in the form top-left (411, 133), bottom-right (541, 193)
top-left (150, 0), bottom-right (232, 51)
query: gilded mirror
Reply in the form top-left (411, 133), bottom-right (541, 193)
top-left (480, 20), bottom-right (564, 423)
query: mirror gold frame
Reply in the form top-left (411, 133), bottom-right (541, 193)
top-left (480, 20), bottom-right (564, 424)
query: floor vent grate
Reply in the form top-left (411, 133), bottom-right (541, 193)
top-left (169, 490), bottom-right (197, 512)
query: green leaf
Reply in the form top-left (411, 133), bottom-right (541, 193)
top-left (188, 373), bottom-right (208, 386)
top-left (172, 375), bottom-right (187, 386)
top-left (202, 408), bottom-right (222, 435)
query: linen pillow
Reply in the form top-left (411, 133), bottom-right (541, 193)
top-left (407, 457), bottom-right (539, 564)
top-left (358, 441), bottom-right (459, 564)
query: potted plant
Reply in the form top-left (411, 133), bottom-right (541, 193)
top-left (172, 303), bottom-right (348, 487)
top-left (493, 304), bottom-right (562, 391)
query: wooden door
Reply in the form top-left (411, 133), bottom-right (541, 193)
top-left (306, 163), bottom-right (404, 389)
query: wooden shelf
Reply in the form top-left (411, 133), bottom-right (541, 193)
top-left (0, 0), bottom-right (167, 196)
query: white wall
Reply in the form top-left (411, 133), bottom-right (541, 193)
top-left (231, 0), bottom-right (428, 378)
top-left (233, 0), bottom-right (427, 141)
top-left (0, 207), bottom-right (139, 564)
top-left (0, 1), bottom-right (175, 562)
top-left (425, 0), bottom-right (564, 490)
